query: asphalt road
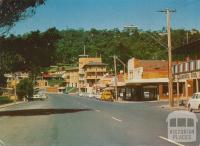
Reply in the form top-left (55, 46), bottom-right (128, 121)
top-left (0, 94), bottom-right (200, 146)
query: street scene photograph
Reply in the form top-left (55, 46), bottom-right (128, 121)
top-left (0, 0), bottom-right (200, 146)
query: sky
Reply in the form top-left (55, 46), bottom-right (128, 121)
top-left (9, 0), bottom-right (200, 35)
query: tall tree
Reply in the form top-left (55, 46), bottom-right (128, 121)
top-left (0, 0), bottom-right (46, 34)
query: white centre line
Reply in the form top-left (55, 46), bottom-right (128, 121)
top-left (112, 116), bottom-right (122, 122)
top-left (159, 136), bottom-right (185, 146)
top-left (95, 109), bottom-right (101, 112)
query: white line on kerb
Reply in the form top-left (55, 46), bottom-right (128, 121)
top-left (159, 136), bottom-right (185, 146)
top-left (95, 110), bottom-right (101, 112)
top-left (112, 116), bottom-right (122, 122)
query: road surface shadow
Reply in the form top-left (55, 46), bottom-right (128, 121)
top-left (0, 108), bottom-right (92, 117)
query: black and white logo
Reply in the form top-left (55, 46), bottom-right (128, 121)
top-left (166, 110), bottom-right (198, 142)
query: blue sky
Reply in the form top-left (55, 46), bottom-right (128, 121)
top-left (10, 0), bottom-right (200, 34)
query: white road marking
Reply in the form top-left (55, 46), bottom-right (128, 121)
top-left (95, 110), bottom-right (101, 112)
top-left (0, 139), bottom-right (5, 146)
top-left (159, 136), bottom-right (185, 146)
top-left (112, 116), bottom-right (122, 122)
top-left (84, 105), bottom-right (88, 108)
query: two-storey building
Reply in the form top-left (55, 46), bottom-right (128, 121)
top-left (63, 67), bottom-right (79, 88)
top-left (173, 40), bottom-right (200, 100)
top-left (3, 72), bottom-right (29, 99)
top-left (83, 62), bottom-right (107, 87)
top-left (78, 57), bottom-right (107, 93)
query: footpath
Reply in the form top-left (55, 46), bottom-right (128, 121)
top-left (0, 101), bottom-right (25, 109)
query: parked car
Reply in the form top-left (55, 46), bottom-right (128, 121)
top-left (79, 93), bottom-right (84, 96)
top-left (29, 94), bottom-right (47, 101)
top-left (88, 93), bottom-right (95, 98)
top-left (94, 93), bottom-right (101, 100)
top-left (40, 94), bottom-right (48, 100)
top-left (101, 89), bottom-right (114, 101)
top-left (188, 92), bottom-right (200, 112)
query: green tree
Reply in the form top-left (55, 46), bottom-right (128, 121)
top-left (0, 0), bottom-right (46, 34)
top-left (16, 78), bottom-right (33, 100)
top-left (1, 27), bottom-right (200, 86)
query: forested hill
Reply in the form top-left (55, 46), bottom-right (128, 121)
top-left (1, 27), bottom-right (200, 84)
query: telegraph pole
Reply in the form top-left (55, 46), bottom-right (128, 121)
top-left (110, 55), bottom-right (127, 101)
top-left (159, 8), bottom-right (176, 107)
top-left (95, 67), bottom-right (97, 94)
top-left (186, 31), bottom-right (189, 44)
top-left (113, 55), bottom-right (118, 100)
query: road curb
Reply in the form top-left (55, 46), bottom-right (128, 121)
top-left (115, 100), bottom-right (165, 104)
top-left (160, 105), bottom-right (187, 111)
top-left (0, 101), bottom-right (25, 109)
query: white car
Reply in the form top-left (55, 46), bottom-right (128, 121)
top-left (31, 94), bottom-right (47, 101)
top-left (32, 94), bottom-right (41, 100)
top-left (88, 93), bottom-right (94, 98)
top-left (188, 92), bottom-right (200, 112)
top-left (40, 94), bottom-right (47, 100)
top-left (79, 93), bottom-right (84, 97)
top-left (94, 94), bottom-right (101, 100)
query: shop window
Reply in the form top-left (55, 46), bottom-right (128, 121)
top-left (172, 66), bottom-right (174, 74)
top-left (196, 60), bottom-right (200, 70)
top-left (184, 62), bottom-right (189, 72)
top-left (179, 64), bottom-right (183, 73)
top-left (190, 61), bottom-right (195, 71)
top-left (174, 65), bottom-right (178, 74)
top-left (163, 84), bottom-right (168, 96)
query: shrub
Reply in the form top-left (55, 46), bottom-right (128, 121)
top-left (16, 78), bottom-right (33, 100)
top-left (0, 96), bottom-right (12, 104)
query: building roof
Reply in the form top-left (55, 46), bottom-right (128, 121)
top-left (4, 72), bottom-right (29, 78)
top-left (65, 67), bottom-right (79, 71)
top-left (83, 62), bottom-right (107, 68)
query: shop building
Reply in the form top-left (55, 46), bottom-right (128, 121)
top-left (125, 58), bottom-right (169, 101)
top-left (173, 40), bottom-right (200, 100)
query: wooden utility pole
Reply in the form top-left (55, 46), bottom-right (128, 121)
top-left (113, 55), bottom-right (118, 100)
top-left (186, 32), bottom-right (189, 44)
top-left (116, 56), bottom-right (127, 75)
top-left (159, 8), bottom-right (176, 107)
top-left (95, 67), bottom-right (97, 94)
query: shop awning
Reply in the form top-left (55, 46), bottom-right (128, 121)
top-left (126, 78), bottom-right (169, 85)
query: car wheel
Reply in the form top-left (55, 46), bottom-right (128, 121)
top-left (188, 104), bottom-right (193, 112)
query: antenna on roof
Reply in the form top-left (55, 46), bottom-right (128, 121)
top-left (84, 45), bottom-right (86, 55)
top-left (79, 45), bottom-right (89, 58)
